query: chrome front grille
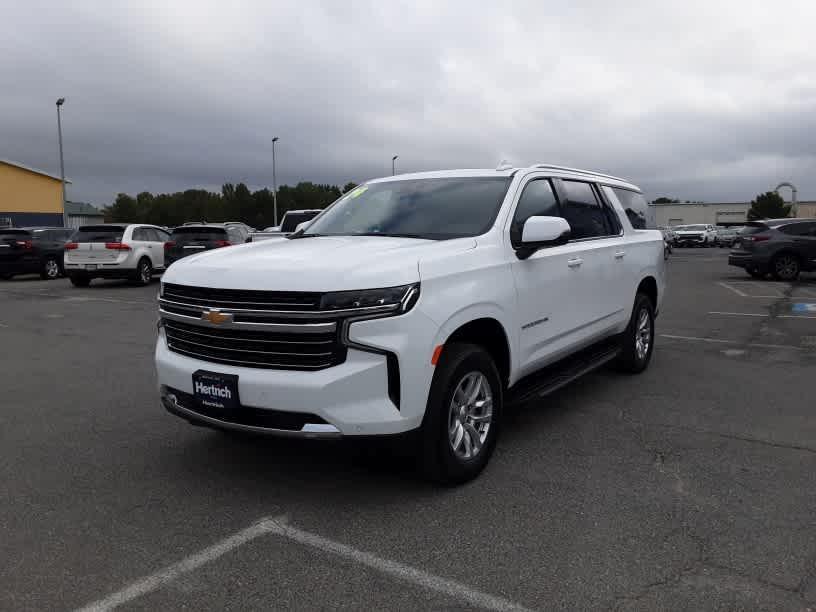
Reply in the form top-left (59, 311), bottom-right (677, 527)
top-left (159, 284), bottom-right (345, 370)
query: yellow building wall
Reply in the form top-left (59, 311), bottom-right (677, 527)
top-left (0, 162), bottom-right (63, 213)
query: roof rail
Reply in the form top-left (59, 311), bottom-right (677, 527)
top-left (530, 164), bottom-right (629, 183)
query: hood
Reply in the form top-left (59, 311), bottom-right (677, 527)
top-left (162, 235), bottom-right (476, 291)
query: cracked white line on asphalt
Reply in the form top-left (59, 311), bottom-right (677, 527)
top-left (718, 281), bottom-right (749, 297)
top-left (708, 311), bottom-right (816, 319)
top-left (660, 334), bottom-right (805, 351)
top-left (75, 516), bottom-right (532, 612)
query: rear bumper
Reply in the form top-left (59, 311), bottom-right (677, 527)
top-left (728, 253), bottom-right (766, 270)
top-left (64, 264), bottom-right (137, 279)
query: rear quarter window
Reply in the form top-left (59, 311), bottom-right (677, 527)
top-left (610, 188), bottom-right (651, 229)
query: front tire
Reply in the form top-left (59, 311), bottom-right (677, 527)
top-left (420, 343), bottom-right (502, 485)
top-left (615, 293), bottom-right (655, 374)
top-left (41, 257), bottom-right (61, 280)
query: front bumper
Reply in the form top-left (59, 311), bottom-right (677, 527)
top-left (155, 307), bottom-right (439, 437)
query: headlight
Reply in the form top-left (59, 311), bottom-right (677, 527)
top-left (320, 283), bottom-right (420, 314)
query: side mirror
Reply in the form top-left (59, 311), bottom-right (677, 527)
top-left (515, 216), bottom-right (571, 260)
top-left (294, 221), bottom-right (310, 233)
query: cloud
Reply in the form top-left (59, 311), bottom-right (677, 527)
top-left (1, 0), bottom-right (814, 205)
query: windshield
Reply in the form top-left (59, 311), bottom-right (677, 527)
top-left (299, 177), bottom-right (511, 240)
top-left (676, 225), bottom-right (707, 231)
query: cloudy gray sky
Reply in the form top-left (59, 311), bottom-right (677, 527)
top-left (2, 0), bottom-right (815, 206)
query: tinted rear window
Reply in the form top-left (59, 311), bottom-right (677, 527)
top-left (741, 223), bottom-right (768, 235)
top-left (171, 227), bottom-right (227, 240)
top-left (281, 212), bottom-right (318, 233)
top-left (74, 226), bottom-right (126, 242)
top-left (610, 188), bottom-right (650, 229)
top-left (1, 230), bottom-right (32, 240)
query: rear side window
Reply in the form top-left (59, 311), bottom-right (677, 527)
top-left (510, 179), bottom-right (560, 245)
top-left (611, 188), bottom-right (650, 229)
top-left (559, 180), bottom-right (611, 239)
top-left (75, 226), bottom-right (125, 243)
top-left (778, 222), bottom-right (815, 236)
top-left (171, 227), bottom-right (227, 241)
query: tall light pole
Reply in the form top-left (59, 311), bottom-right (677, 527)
top-left (56, 98), bottom-right (67, 228)
top-left (392, 155), bottom-right (398, 176)
top-left (272, 137), bottom-right (279, 226)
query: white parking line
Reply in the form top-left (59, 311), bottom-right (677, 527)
top-left (708, 311), bottom-right (816, 319)
top-left (660, 334), bottom-right (805, 351)
top-left (75, 520), bottom-right (273, 612)
top-left (717, 281), bottom-right (748, 297)
top-left (75, 516), bottom-right (532, 612)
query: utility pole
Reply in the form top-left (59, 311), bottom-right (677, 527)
top-left (392, 155), bottom-right (398, 176)
top-left (272, 137), bottom-right (279, 226)
top-left (56, 98), bottom-right (67, 228)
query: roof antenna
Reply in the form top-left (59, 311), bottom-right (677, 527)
top-left (496, 160), bottom-right (513, 171)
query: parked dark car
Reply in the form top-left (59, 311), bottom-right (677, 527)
top-left (729, 218), bottom-right (816, 280)
top-left (0, 227), bottom-right (74, 280)
top-left (164, 224), bottom-right (245, 265)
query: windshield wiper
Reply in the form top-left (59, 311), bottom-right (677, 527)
top-left (287, 233), bottom-right (324, 239)
top-left (352, 232), bottom-right (433, 239)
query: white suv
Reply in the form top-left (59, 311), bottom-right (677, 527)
top-left (156, 165), bottom-right (665, 483)
top-left (65, 223), bottom-right (170, 287)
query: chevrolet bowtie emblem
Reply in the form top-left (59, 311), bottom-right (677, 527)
top-left (201, 309), bottom-right (233, 325)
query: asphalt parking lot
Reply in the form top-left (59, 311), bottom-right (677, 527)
top-left (2, 249), bottom-right (815, 611)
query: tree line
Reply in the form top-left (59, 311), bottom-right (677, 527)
top-left (102, 181), bottom-right (358, 228)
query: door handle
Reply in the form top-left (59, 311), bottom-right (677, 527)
top-left (567, 257), bottom-right (583, 268)
top-left (614, 251), bottom-right (626, 259)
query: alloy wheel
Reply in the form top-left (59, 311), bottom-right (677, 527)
top-left (635, 308), bottom-right (651, 361)
top-left (448, 371), bottom-right (493, 460)
top-left (774, 256), bottom-right (798, 280)
top-left (45, 259), bottom-right (60, 279)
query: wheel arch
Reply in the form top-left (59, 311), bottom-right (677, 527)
top-left (637, 276), bottom-right (658, 310)
top-left (439, 317), bottom-right (512, 389)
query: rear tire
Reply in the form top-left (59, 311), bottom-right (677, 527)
top-left (770, 254), bottom-right (800, 281)
top-left (614, 293), bottom-right (655, 374)
top-left (69, 274), bottom-right (91, 287)
top-left (132, 258), bottom-right (152, 286)
top-left (41, 257), bottom-right (61, 280)
top-left (419, 343), bottom-right (502, 485)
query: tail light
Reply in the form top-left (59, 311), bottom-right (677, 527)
top-left (164, 241), bottom-right (176, 250)
top-left (65, 242), bottom-right (78, 250)
top-left (746, 235), bottom-right (770, 243)
top-left (16, 240), bottom-right (33, 250)
top-left (105, 242), bottom-right (132, 250)
top-left (214, 240), bottom-right (231, 247)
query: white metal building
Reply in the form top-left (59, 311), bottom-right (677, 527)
top-left (651, 200), bottom-right (816, 227)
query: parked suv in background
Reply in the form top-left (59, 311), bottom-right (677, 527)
top-left (0, 227), bottom-right (74, 280)
top-left (673, 224), bottom-right (717, 247)
top-left (165, 224), bottom-right (245, 266)
top-left (714, 226), bottom-right (740, 248)
top-left (156, 164), bottom-right (665, 483)
top-left (64, 224), bottom-right (170, 286)
top-left (729, 218), bottom-right (816, 280)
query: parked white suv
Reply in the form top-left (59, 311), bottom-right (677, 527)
top-left (65, 223), bottom-right (170, 287)
top-left (156, 165), bottom-right (665, 483)
top-left (673, 224), bottom-right (717, 247)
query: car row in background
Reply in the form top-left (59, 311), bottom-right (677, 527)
top-left (729, 218), bottom-right (816, 281)
top-left (251, 209), bottom-right (322, 242)
top-left (0, 227), bottom-right (75, 280)
top-left (659, 224), bottom-right (745, 248)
